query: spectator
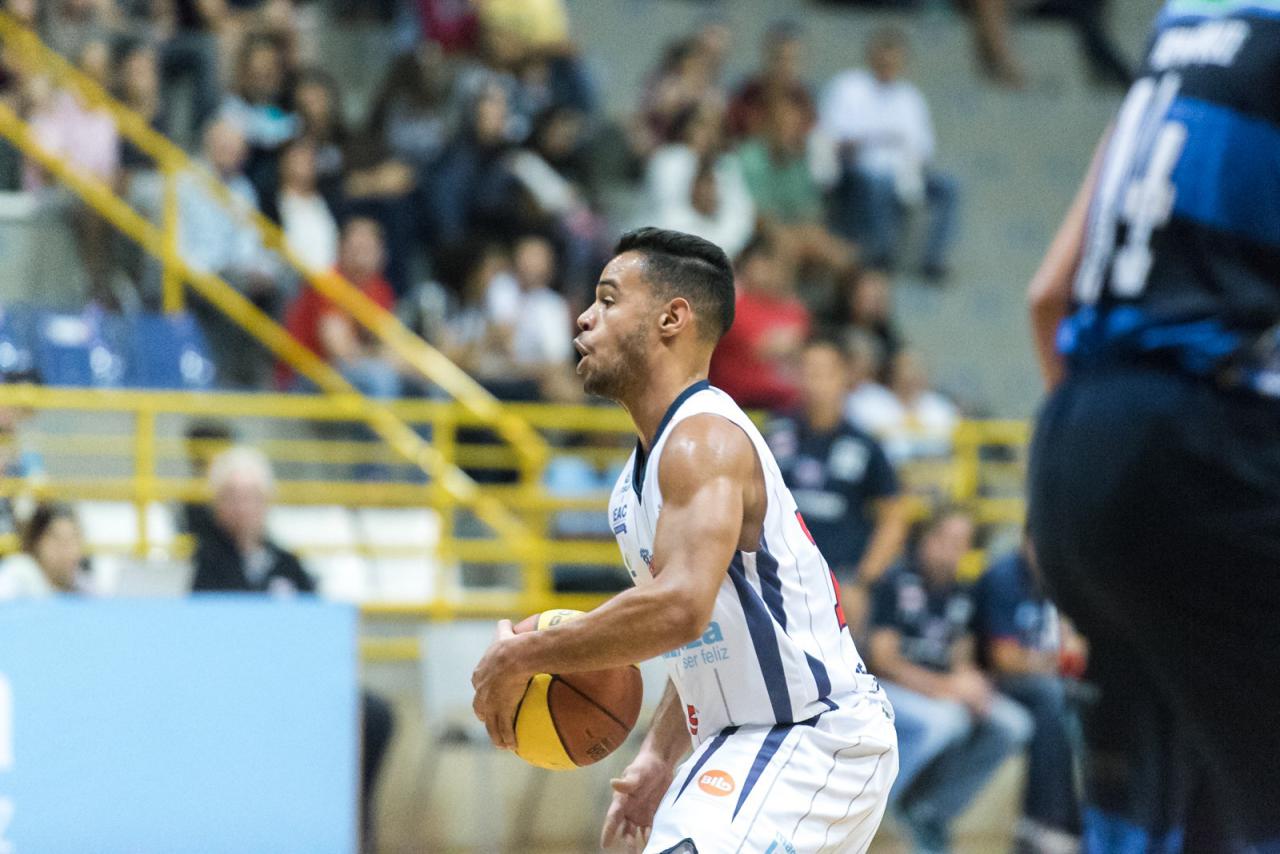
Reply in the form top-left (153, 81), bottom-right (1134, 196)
top-left (436, 241), bottom-right (529, 391)
top-left (179, 118), bottom-right (281, 387)
top-left (708, 235), bottom-right (809, 412)
top-left (829, 266), bottom-right (903, 371)
top-left (727, 20), bottom-right (815, 140)
top-left (190, 446), bottom-right (393, 850)
top-left (282, 217), bottom-right (401, 399)
top-left (632, 35), bottom-right (724, 158)
top-left (154, 0), bottom-right (224, 145)
top-left (869, 508), bottom-right (1033, 853)
top-left (967, 0), bottom-right (1132, 89)
top-left (647, 103), bottom-right (754, 257)
top-left (973, 539), bottom-right (1085, 852)
top-left (738, 94), bottom-right (856, 277)
top-left (24, 41), bottom-right (121, 309)
top-left (766, 338), bottom-right (909, 633)
top-left (847, 349), bottom-right (960, 465)
top-left (217, 34), bottom-right (299, 204)
top-left (0, 503), bottom-right (91, 599)
top-left (366, 44), bottom-right (458, 176)
top-left (276, 139), bottom-right (339, 271)
top-left (503, 232), bottom-right (576, 401)
top-left (179, 418), bottom-right (236, 540)
top-left (0, 404), bottom-right (43, 542)
top-left (820, 28), bottom-right (959, 280)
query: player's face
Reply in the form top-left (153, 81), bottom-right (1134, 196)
top-left (575, 253), bottom-right (657, 401)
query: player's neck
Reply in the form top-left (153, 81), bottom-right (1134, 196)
top-left (620, 365), bottom-right (709, 452)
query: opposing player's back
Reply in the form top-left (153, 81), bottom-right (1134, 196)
top-left (1064, 0), bottom-right (1280, 393)
top-left (609, 381), bottom-right (880, 742)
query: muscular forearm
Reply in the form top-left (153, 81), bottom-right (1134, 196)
top-left (639, 681), bottom-right (692, 767)
top-left (508, 583), bottom-right (703, 677)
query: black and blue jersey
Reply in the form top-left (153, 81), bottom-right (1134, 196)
top-left (1061, 0), bottom-right (1280, 395)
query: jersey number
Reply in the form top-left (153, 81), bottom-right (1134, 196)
top-left (1076, 73), bottom-right (1189, 304)
top-left (798, 510), bottom-right (850, 632)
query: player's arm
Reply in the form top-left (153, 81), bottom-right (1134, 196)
top-left (472, 415), bottom-right (754, 749)
top-left (1029, 130), bottom-right (1108, 389)
top-left (601, 680), bottom-right (688, 850)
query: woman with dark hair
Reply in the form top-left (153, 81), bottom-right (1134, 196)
top-left (0, 503), bottom-right (90, 599)
top-left (366, 43), bottom-right (458, 174)
top-left (829, 267), bottom-right (903, 372)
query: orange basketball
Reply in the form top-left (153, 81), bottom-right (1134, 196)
top-left (510, 609), bottom-right (644, 770)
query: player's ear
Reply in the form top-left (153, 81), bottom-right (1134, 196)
top-left (658, 297), bottom-right (693, 340)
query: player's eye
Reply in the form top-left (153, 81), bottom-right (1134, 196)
top-left (601, 297), bottom-right (614, 307)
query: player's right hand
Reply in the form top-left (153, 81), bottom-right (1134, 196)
top-left (601, 752), bottom-right (675, 853)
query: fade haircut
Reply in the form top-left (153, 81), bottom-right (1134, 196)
top-left (613, 227), bottom-right (736, 342)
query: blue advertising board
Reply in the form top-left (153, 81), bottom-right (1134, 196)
top-left (0, 597), bottom-right (359, 853)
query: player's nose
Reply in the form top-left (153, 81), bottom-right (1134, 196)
top-left (576, 308), bottom-right (592, 331)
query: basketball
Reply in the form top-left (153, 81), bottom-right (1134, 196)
top-left (510, 609), bottom-right (643, 771)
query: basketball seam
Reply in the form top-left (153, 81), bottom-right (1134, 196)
top-left (545, 677), bottom-right (578, 766)
top-left (550, 674), bottom-right (633, 731)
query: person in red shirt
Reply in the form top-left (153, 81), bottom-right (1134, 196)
top-left (280, 217), bottom-right (403, 398)
top-left (709, 235), bottom-right (810, 411)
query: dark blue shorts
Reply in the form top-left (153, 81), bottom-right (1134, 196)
top-left (1029, 363), bottom-right (1280, 850)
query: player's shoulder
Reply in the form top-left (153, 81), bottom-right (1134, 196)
top-left (658, 412), bottom-right (757, 486)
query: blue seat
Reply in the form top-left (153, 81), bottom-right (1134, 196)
top-left (33, 309), bottom-right (127, 388)
top-left (125, 312), bottom-right (215, 390)
top-left (0, 304), bottom-right (38, 381)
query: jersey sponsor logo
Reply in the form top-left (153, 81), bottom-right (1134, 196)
top-left (639, 548), bottom-right (653, 569)
top-left (1150, 19), bottom-right (1249, 70)
top-left (697, 770), bottom-right (735, 796)
top-left (686, 704), bottom-right (699, 736)
top-left (612, 504), bottom-right (628, 535)
top-left (663, 622), bottom-right (729, 671)
top-left (765, 835), bottom-right (799, 854)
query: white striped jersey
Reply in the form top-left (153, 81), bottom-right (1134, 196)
top-left (608, 381), bottom-right (883, 746)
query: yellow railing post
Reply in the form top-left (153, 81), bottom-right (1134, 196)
top-left (135, 407), bottom-right (156, 558)
top-left (161, 165), bottom-right (183, 314)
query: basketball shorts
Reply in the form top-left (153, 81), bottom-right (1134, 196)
top-left (1029, 363), bottom-right (1280, 849)
top-left (644, 693), bottom-right (898, 854)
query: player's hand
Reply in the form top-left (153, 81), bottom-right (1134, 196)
top-left (601, 751), bottom-right (676, 852)
top-left (470, 619), bottom-right (530, 751)
top-left (946, 669), bottom-right (993, 716)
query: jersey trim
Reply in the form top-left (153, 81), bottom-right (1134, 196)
top-left (732, 724), bottom-right (793, 819)
top-left (632, 379), bottom-right (711, 501)
top-left (673, 725), bottom-right (738, 803)
top-left (729, 553), bottom-right (793, 722)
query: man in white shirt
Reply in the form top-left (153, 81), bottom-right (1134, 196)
top-left (820, 28), bottom-right (959, 281)
top-left (846, 349), bottom-right (959, 465)
top-left (501, 234), bottom-right (577, 401)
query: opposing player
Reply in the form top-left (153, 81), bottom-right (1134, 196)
top-left (1028, 2), bottom-right (1280, 848)
top-left (472, 228), bottom-right (897, 853)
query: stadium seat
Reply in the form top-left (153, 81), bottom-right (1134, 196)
top-left (370, 556), bottom-right (438, 602)
top-left (33, 310), bottom-right (127, 388)
top-left (75, 501), bottom-right (177, 556)
top-left (125, 313), bottom-right (215, 390)
top-left (304, 553), bottom-right (370, 602)
top-left (354, 507), bottom-right (442, 550)
top-left (419, 620), bottom-right (495, 743)
top-left (267, 505), bottom-right (360, 552)
top-left (0, 304), bottom-right (37, 380)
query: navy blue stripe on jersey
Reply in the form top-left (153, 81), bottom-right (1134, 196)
top-left (755, 540), bottom-right (787, 630)
top-left (729, 553), bottom-right (793, 722)
top-left (804, 653), bottom-right (836, 710)
top-left (673, 725), bottom-right (739, 804)
top-left (1168, 97), bottom-right (1280, 249)
top-left (732, 724), bottom-right (793, 819)
top-left (631, 380), bottom-right (710, 501)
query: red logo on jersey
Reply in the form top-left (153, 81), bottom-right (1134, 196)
top-left (686, 704), bottom-right (699, 736)
top-left (795, 510), bottom-right (816, 545)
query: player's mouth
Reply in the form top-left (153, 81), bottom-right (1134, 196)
top-left (573, 337), bottom-right (590, 374)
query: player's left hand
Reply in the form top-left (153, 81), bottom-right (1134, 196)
top-left (471, 619), bottom-right (530, 751)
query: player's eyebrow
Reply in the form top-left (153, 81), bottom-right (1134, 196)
top-left (596, 278), bottom-right (620, 291)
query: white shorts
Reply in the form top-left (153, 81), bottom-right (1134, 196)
top-left (644, 694), bottom-right (899, 854)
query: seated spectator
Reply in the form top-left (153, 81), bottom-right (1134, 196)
top-left (648, 103), bottom-right (754, 257)
top-left (967, 0), bottom-right (1132, 89)
top-left (708, 235), bottom-right (809, 412)
top-left (766, 338), bottom-right (908, 633)
top-left (847, 349), bottom-right (960, 465)
top-left (23, 41), bottom-right (121, 309)
top-left (474, 0), bottom-right (595, 119)
top-left (367, 44), bottom-right (459, 177)
top-left (868, 508), bottom-right (1033, 852)
top-left (727, 20), bottom-right (815, 140)
top-left (738, 94), bottom-right (856, 278)
top-left (820, 28), bottom-right (959, 281)
top-left (0, 404), bottom-right (44, 542)
top-left (631, 35), bottom-right (725, 159)
top-left (217, 34), bottom-right (300, 205)
top-left (179, 418), bottom-right (236, 539)
top-left (276, 139), bottom-right (339, 271)
top-left (829, 266), bottom-right (903, 370)
top-left (0, 503), bottom-right (92, 599)
top-left (191, 446), bottom-right (393, 850)
top-left (115, 42), bottom-right (168, 303)
top-left (503, 233), bottom-right (577, 401)
top-left (180, 119), bottom-right (282, 387)
top-left (436, 241), bottom-right (532, 394)
top-left (282, 217), bottom-right (401, 400)
top-left (973, 538), bottom-right (1085, 852)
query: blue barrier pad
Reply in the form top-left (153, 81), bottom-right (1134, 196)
top-left (0, 597), bottom-right (358, 854)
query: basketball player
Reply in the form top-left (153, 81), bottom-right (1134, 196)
top-left (1028, 2), bottom-right (1280, 848)
top-left (472, 228), bottom-right (898, 853)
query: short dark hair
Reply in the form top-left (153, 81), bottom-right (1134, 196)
top-left (21, 503), bottom-right (78, 555)
top-left (613, 227), bottom-right (736, 341)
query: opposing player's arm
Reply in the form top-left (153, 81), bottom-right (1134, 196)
top-left (1029, 129), bottom-right (1108, 389)
top-left (509, 415), bottom-right (752, 674)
